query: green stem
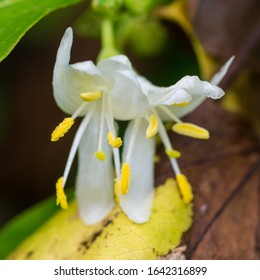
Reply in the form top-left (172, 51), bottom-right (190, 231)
top-left (101, 18), bottom-right (116, 50)
top-left (97, 18), bottom-right (120, 61)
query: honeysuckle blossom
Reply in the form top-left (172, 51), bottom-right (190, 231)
top-left (52, 27), bottom-right (150, 224)
top-left (118, 56), bottom-right (234, 222)
top-left (52, 27), bottom-right (234, 225)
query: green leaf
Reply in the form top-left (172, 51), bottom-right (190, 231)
top-left (0, 0), bottom-right (85, 62)
top-left (0, 189), bottom-right (74, 260)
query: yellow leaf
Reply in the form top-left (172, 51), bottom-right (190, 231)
top-left (8, 179), bottom-right (192, 260)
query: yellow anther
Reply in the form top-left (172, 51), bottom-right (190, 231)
top-left (107, 131), bottom-right (123, 148)
top-left (51, 117), bottom-right (74, 142)
top-left (146, 114), bottom-right (159, 138)
top-left (172, 123), bottom-right (209, 139)
top-left (176, 174), bottom-right (193, 204)
top-left (95, 150), bottom-right (106, 161)
top-left (165, 149), bottom-right (181, 158)
top-left (114, 179), bottom-right (120, 204)
top-left (173, 101), bottom-right (190, 106)
top-left (120, 163), bottom-right (131, 195)
top-left (55, 177), bottom-right (68, 210)
top-left (80, 91), bottom-right (102, 102)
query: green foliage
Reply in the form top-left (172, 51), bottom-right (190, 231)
top-left (0, 189), bottom-right (74, 259)
top-left (0, 196), bottom-right (58, 259)
top-left (0, 0), bottom-right (85, 62)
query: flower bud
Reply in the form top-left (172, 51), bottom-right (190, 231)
top-left (92, 0), bottom-right (123, 16)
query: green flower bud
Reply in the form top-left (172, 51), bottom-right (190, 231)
top-left (92, 0), bottom-right (123, 16)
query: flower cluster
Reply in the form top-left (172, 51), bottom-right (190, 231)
top-left (52, 27), bottom-right (234, 225)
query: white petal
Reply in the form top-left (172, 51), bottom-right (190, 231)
top-left (170, 57), bottom-right (234, 118)
top-left (210, 56), bottom-right (235, 85)
top-left (137, 76), bottom-right (160, 96)
top-left (110, 70), bottom-right (149, 120)
top-left (54, 27), bottom-right (72, 67)
top-left (170, 95), bottom-right (206, 118)
top-left (120, 118), bottom-right (155, 223)
top-left (97, 55), bottom-right (133, 80)
top-left (174, 75), bottom-right (225, 99)
top-left (52, 28), bottom-right (106, 115)
top-left (138, 76), bottom-right (194, 107)
top-left (75, 110), bottom-right (115, 224)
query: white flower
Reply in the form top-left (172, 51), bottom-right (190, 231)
top-left (52, 27), bottom-right (149, 224)
top-left (52, 27), bottom-right (234, 225)
top-left (117, 56), bottom-right (234, 221)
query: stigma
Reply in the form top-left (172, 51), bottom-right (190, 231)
top-left (95, 150), bottom-right (106, 161)
top-left (107, 132), bottom-right (123, 148)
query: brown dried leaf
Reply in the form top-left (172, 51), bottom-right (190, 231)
top-left (155, 100), bottom-right (260, 259)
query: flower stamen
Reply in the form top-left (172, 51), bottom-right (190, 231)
top-left (176, 174), bottom-right (193, 203)
top-left (95, 92), bottom-right (106, 161)
top-left (80, 91), bottom-right (102, 102)
top-left (172, 123), bottom-right (209, 139)
top-left (146, 114), bottom-right (159, 138)
top-left (107, 131), bottom-right (122, 148)
top-left (55, 177), bottom-right (68, 209)
top-left (119, 163), bottom-right (131, 195)
top-left (114, 179), bottom-right (120, 204)
top-left (165, 149), bottom-right (181, 158)
top-left (105, 97), bottom-right (121, 179)
top-left (51, 117), bottom-right (74, 142)
top-left (152, 110), bottom-right (181, 176)
top-left (159, 105), bottom-right (182, 123)
top-left (51, 101), bottom-right (90, 142)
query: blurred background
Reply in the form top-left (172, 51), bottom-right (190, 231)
top-left (0, 0), bottom-right (259, 230)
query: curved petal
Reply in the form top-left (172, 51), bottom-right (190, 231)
top-left (138, 76), bottom-right (195, 107)
top-left (174, 75), bottom-right (225, 99)
top-left (139, 74), bottom-right (224, 107)
top-left (146, 87), bottom-right (192, 107)
top-left (53, 28), bottom-right (106, 115)
top-left (210, 56), bottom-right (235, 85)
top-left (75, 109), bottom-right (115, 225)
top-left (110, 70), bottom-right (149, 120)
top-left (120, 118), bottom-right (155, 223)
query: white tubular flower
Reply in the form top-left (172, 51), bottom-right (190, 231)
top-left (52, 27), bottom-right (149, 225)
top-left (52, 27), bottom-right (234, 225)
top-left (127, 57), bottom-right (234, 207)
top-left (116, 56), bottom-right (234, 222)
